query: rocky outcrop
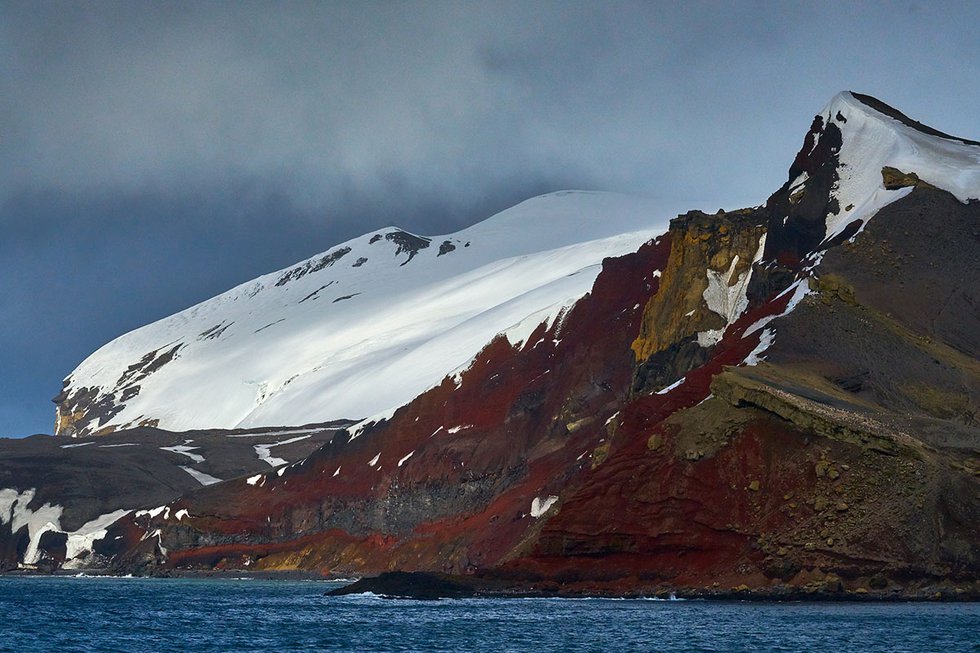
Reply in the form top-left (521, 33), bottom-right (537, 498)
top-left (275, 246), bottom-right (351, 286)
top-left (53, 384), bottom-right (126, 437)
top-left (710, 367), bottom-right (918, 455)
top-left (54, 342), bottom-right (185, 436)
top-left (383, 230), bottom-right (431, 264)
top-left (631, 208), bottom-right (767, 391)
top-left (881, 166), bottom-right (937, 191)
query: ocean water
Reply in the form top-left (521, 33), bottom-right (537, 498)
top-left (0, 577), bottom-right (977, 652)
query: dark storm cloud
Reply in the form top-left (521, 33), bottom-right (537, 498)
top-left (5, 1), bottom-right (980, 216)
top-left (1, 1), bottom-right (603, 219)
top-left (2, 0), bottom-right (979, 435)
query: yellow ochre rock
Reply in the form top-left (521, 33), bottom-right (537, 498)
top-left (631, 210), bottom-right (767, 362)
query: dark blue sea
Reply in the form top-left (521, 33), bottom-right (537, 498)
top-left (0, 577), bottom-right (977, 652)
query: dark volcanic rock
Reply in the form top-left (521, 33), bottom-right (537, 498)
top-left (385, 230), bottom-right (431, 265)
top-left (275, 247), bottom-right (351, 287)
top-left (327, 571), bottom-right (480, 599)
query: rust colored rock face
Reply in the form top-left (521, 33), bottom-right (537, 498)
top-left (131, 235), bottom-right (675, 575)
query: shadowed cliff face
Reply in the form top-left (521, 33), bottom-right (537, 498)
top-left (768, 113), bottom-right (843, 262)
top-left (745, 113), bottom-right (844, 305)
top-left (6, 93), bottom-right (979, 597)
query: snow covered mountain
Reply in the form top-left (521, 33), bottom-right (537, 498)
top-left (6, 92), bottom-right (980, 594)
top-left (55, 192), bottom-right (695, 436)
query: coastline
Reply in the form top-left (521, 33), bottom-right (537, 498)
top-left (325, 571), bottom-right (980, 602)
top-left (0, 567), bottom-right (336, 582)
top-left (4, 567), bottom-right (978, 601)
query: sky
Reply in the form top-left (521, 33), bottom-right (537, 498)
top-left (2, 0), bottom-right (979, 437)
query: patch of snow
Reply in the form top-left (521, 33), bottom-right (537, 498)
top-left (447, 425), bottom-right (473, 434)
top-left (744, 328), bottom-right (776, 366)
top-left (60, 441), bottom-right (94, 449)
top-left (0, 488), bottom-right (20, 525)
top-left (397, 451), bottom-right (414, 467)
top-left (135, 506), bottom-right (167, 519)
top-left (744, 279), bottom-right (812, 337)
top-left (246, 474), bottom-right (263, 486)
top-left (253, 434), bottom-right (311, 467)
top-left (503, 301), bottom-right (576, 350)
top-left (530, 495), bottom-right (559, 518)
top-left (604, 411), bottom-right (619, 425)
top-left (367, 452), bottom-right (381, 467)
top-left (160, 445), bottom-right (205, 464)
top-left (8, 489), bottom-right (64, 565)
top-left (98, 443), bottom-right (139, 448)
top-left (179, 466), bottom-right (222, 486)
top-left (697, 233), bottom-right (766, 348)
top-left (788, 171), bottom-right (809, 190)
top-left (346, 406), bottom-right (399, 442)
top-left (64, 509), bottom-right (130, 566)
top-left (333, 466), bottom-right (341, 477)
top-left (695, 394), bottom-right (714, 407)
top-left (150, 529), bottom-right (167, 557)
top-left (656, 377), bottom-right (686, 395)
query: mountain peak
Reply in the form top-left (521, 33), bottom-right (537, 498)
top-left (778, 91), bottom-right (980, 251)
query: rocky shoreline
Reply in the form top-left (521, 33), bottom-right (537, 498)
top-left (0, 567), bottom-right (333, 581)
top-left (3, 566), bottom-right (977, 602)
top-left (327, 571), bottom-right (980, 602)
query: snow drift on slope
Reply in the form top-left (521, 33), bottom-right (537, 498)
top-left (61, 192), bottom-right (697, 434)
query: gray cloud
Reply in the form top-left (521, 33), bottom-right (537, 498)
top-left (2, 0), bottom-right (979, 435)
